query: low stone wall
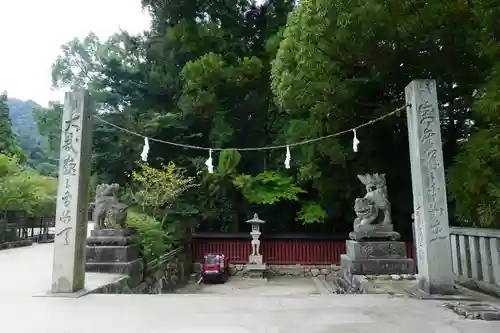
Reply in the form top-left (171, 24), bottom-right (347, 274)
top-left (134, 251), bottom-right (191, 294)
top-left (364, 273), bottom-right (417, 281)
top-left (90, 258), bottom-right (191, 294)
top-left (91, 276), bottom-right (134, 294)
top-left (193, 262), bottom-right (340, 278)
top-left (262, 264), bottom-right (340, 278)
top-left (87, 238), bottom-right (192, 294)
top-left (0, 239), bottom-right (33, 250)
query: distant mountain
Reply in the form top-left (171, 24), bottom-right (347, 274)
top-left (6, 98), bottom-right (59, 175)
top-left (7, 98), bottom-right (43, 153)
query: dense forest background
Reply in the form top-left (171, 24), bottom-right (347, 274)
top-left (2, 0), bottom-right (500, 236)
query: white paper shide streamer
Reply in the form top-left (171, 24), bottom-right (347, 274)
top-left (205, 149), bottom-right (214, 173)
top-left (140, 137), bottom-right (150, 161)
top-left (284, 145), bottom-right (291, 169)
top-left (352, 129), bottom-right (360, 152)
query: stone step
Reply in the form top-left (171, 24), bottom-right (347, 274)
top-left (87, 236), bottom-right (134, 246)
top-left (86, 244), bottom-right (139, 263)
top-left (85, 258), bottom-right (143, 276)
top-left (341, 254), bottom-right (415, 275)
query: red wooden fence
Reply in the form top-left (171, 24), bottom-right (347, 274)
top-left (192, 236), bottom-right (415, 265)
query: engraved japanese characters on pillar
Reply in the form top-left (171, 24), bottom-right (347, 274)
top-left (405, 79), bottom-right (454, 294)
top-left (51, 90), bottom-right (93, 293)
top-left (55, 98), bottom-right (83, 246)
top-left (56, 227), bottom-right (72, 246)
top-left (417, 86), bottom-right (446, 243)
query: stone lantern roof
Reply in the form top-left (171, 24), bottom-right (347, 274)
top-left (245, 213), bottom-right (265, 224)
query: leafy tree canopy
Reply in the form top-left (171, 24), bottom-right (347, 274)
top-left (38, 0), bottom-right (500, 232)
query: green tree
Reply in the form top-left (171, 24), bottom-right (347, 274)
top-left (441, 0), bottom-right (500, 228)
top-left (0, 154), bottom-right (57, 216)
top-left (6, 98), bottom-right (43, 159)
top-left (0, 92), bottom-right (27, 162)
top-left (271, 0), bottom-right (494, 230)
top-left (0, 92), bottom-right (18, 155)
top-left (33, 102), bottom-right (63, 158)
top-left (129, 161), bottom-right (197, 218)
top-left (447, 67), bottom-right (500, 228)
top-left (47, 0), bottom-right (500, 232)
top-left (49, 1), bottom-right (298, 232)
top-left (124, 161), bottom-right (199, 263)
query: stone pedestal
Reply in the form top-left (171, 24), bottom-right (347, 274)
top-left (245, 264), bottom-right (267, 279)
top-left (245, 255), bottom-right (266, 278)
top-left (341, 240), bottom-right (415, 281)
top-left (249, 254), bottom-right (263, 265)
top-left (86, 228), bottom-right (142, 287)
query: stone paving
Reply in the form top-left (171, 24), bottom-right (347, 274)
top-left (1, 242), bottom-right (500, 332)
top-left (177, 276), bottom-right (327, 296)
top-left (3, 292), bottom-right (500, 333)
top-left (0, 225), bottom-right (118, 297)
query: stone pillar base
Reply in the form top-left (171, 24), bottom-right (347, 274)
top-left (86, 228), bottom-right (142, 287)
top-left (341, 240), bottom-right (415, 284)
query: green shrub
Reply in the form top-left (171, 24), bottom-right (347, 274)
top-left (126, 211), bottom-right (179, 263)
top-left (233, 171), bottom-right (305, 204)
top-left (297, 202), bottom-right (327, 224)
top-left (130, 161), bottom-right (196, 218)
top-left (448, 127), bottom-right (500, 228)
top-left (0, 153), bottom-right (57, 216)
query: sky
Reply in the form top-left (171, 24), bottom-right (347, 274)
top-left (0, 1), bottom-right (151, 107)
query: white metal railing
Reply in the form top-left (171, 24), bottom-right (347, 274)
top-left (449, 227), bottom-right (500, 295)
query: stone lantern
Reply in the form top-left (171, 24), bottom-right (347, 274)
top-left (244, 213), bottom-right (267, 279)
top-left (246, 213), bottom-right (265, 264)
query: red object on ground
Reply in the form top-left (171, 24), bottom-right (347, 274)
top-left (202, 253), bottom-right (229, 282)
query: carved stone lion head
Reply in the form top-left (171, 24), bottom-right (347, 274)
top-left (354, 197), bottom-right (373, 217)
top-left (96, 183), bottom-right (120, 198)
top-left (106, 202), bottom-right (128, 227)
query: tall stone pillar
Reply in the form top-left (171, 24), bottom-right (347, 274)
top-left (51, 90), bottom-right (93, 293)
top-left (405, 79), bottom-right (454, 294)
